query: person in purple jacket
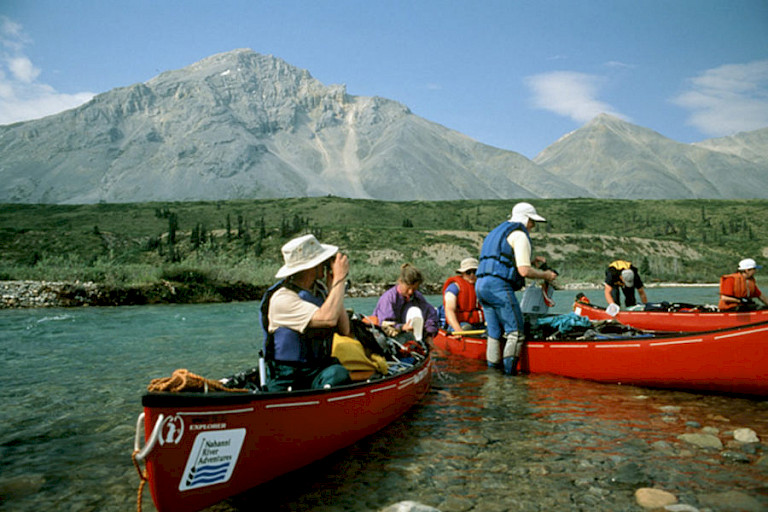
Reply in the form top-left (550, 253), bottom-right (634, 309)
top-left (372, 263), bottom-right (439, 344)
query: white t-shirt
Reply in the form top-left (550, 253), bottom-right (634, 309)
top-left (267, 286), bottom-right (319, 333)
top-left (507, 230), bottom-right (532, 267)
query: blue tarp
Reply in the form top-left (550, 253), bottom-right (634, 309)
top-left (535, 313), bottom-right (592, 334)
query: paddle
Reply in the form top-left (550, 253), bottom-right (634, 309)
top-left (451, 329), bottom-right (486, 336)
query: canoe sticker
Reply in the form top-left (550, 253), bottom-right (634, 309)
top-left (179, 428), bottom-right (246, 491)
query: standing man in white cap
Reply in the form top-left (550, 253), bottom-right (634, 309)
top-left (259, 234), bottom-right (351, 391)
top-left (475, 202), bottom-right (558, 375)
top-left (441, 257), bottom-right (484, 333)
top-left (719, 258), bottom-right (767, 311)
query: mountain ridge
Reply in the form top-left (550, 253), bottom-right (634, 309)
top-left (0, 49), bottom-right (766, 203)
top-left (534, 114), bottom-right (768, 199)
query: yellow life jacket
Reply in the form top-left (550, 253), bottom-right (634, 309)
top-left (332, 334), bottom-right (389, 381)
top-left (609, 260), bottom-right (633, 271)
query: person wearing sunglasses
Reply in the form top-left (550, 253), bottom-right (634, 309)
top-left (441, 258), bottom-right (484, 334)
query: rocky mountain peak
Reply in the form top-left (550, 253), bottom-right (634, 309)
top-left (0, 49), bottom-right (765, 203)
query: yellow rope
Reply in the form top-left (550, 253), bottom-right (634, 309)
top-left (147, 368), bottom-right (248, 393)
top-left (131, 449), bottom-right (147, 512)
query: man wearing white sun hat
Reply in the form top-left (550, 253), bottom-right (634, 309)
top-left (476, 202), bottom-right (558, 375)
top-left (719, 258), bottom-right (768, 311)
top-left (259, 234), bottom-right (351, 390)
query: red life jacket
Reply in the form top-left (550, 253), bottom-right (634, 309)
top-left (442, 276), bottom-right (483, 324)
top-left (719, 272), bottom-right (760, 310)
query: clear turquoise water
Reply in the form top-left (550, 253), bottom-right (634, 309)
top-left (1, 286), bottom-right (766, 511)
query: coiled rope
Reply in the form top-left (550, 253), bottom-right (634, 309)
top-left (147, 368), bottom-right (247, 393)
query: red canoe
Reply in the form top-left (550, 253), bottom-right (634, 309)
top-left (433, 321), bottom-right (768, 396)
top-left (133, 354), bottom-right (431, 512)
top-left (573, 297), bottom-right (768, 332)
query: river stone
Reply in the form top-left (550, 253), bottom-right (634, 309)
top-left (733, 427), bottom-right (759, 443)
top-left (721, 450), bottom-right (751, 463)
top-left (381, 502), bottom-right (442, 512)
top-left (677, 433), bottom-right (723, 449)
top-left (698, 490), bottom-right (764, 512)
top-left (437, 495), bottom-right (473, 512)
top-left (663, 505), bottom-right (700, 512)
top-left (611, 461), bottom-right (647, 486)
top-left (635, 488), bottom-right (677, 508)
top-left (0, 475), bottom-right (46, 499)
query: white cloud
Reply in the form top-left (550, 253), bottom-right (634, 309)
top-left (0, 16), bottom-right (94, 125)
top-left (525, 71), bottom-right (627, 123)
top-left (604, 61), bottom-right (634, 69)
top-left (8, 56), bottom-right (40, 82)
top-left (673, 60), bottom-right (768, 136)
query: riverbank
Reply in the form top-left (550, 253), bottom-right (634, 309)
top-left (0, 279), bottom-right (717, 309)
top-left (0, 279), bottom-right (414, 309)
top-left (0, 280), bottom-right (268, 309)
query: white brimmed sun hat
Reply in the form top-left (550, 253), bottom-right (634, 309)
top-left (457, 257), bottom-right (479, 273)
top-left (275, 234), bottom-right (338, 279)
top-left (738, 258), bottom-right (763, 271)
top-left (509, 202), bottom-right (546, 223)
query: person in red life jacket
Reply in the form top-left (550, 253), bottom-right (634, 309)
top-left (260, 234), bottom-right (351, 391)
top-left (442, 257), bottom-right (484, 333)
top-left (719, 258), bottom-right (768, 311)
top-left (476, 202), bottom-right (558, 375)
top-left (604, 260), bottom-right (648, 309)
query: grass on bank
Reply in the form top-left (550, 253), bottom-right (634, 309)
top-left (0, 197), bottom-right (766, 292)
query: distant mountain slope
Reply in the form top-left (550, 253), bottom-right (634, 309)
top-left (1, 50), bottom-right (766, 204)
top-left (533, 114), bottom-right (768, 199)
top-left (0, 49), bottom-right (585, 204)
top-left (693, 127), bottom-right (768, 167)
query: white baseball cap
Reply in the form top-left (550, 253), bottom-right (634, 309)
top-left (738, 258), bottom-right (763, 271)
top-left (509, 202), bottom-right (546, 223)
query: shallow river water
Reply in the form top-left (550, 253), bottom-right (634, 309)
top-left (1, 286), bottom-right (766, 511)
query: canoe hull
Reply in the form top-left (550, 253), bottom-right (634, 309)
top-left (433, 324), bottom-right (768, 396)
top-left (574, 301), bottom-right (768, 332)
top-left (139, 357), bottom-right (431, 512)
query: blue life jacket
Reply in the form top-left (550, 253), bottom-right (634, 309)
top-left (259, 280), bottom-right (334, 366)
top-left (477, 221), bottom-right (529, 291)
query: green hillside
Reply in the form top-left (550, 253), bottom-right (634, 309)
top-left (1, 198), bottom-right (766, 298)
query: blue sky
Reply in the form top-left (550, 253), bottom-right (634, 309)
top-left (1, 0), bottom-right (767, 158)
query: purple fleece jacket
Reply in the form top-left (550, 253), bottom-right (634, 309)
top-left (371, 285), bottom-right (439, 337)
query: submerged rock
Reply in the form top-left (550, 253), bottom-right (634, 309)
top-left (677, 433), bottom-right (723, 449)
top-left (635, 487), bottom-right (677, 509)
top-left (733, 427), bottom-right (759, 443)
top-left (381, 502), bottom-right (442, 512)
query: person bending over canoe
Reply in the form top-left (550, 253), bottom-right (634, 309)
top-left (441, 257), bottom-right (484, 333)
top-left (476, 202), bottom-right (557, 375)
top-left (372, 263), bottom-right (439, 345)
top-left (719, 258), bottom-right (768, 311)
top-left (260, 234), bottom-right (351, 391)
top-left (604, 260), bottom-right (648, 309)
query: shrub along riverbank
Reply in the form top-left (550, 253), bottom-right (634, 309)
top-left (1, 198), bottom-right (765, 308)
